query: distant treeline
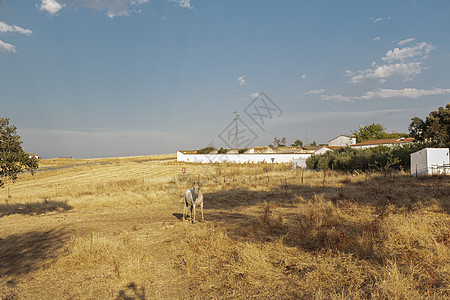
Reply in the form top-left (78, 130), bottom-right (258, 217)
top-left (306, 144), bottom-right (424, 173)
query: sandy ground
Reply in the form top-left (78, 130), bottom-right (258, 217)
top-left (0, 203), bottom-right (190, 299)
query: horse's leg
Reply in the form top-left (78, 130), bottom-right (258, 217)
top-left (201, 202), bottom-right (204, 222)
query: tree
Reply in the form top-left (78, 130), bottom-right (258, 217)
top-left (291, 139), bottom-right (303, 147)
top-left (352, 123), bottom-right (387, 143)
top-left (0, 118), bottom-right (38, 188)
top-left (273, 136), bottom-right (286, 147)
top-left (311, 141), bottom-right (317, 146)
top-left (353, 123), bottom-right (409, 143)
top-left (409, 104), bottom-right (450, 147)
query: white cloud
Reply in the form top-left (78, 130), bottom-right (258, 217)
top-left (374, 36), bottom-right (381, 41)
top-left (251, 92), bottom-right (260, 99)
top-left (361, 88), bottom-right (450, 100)
top-left (40, 0), bottom-right (63, 15)
top-left (237, 76), bottom-right (246, 87)
top-left (374, 17), bottom-right (383, 23)
top-left (39, 0), bottom-right (191, 17)
top-left (13, 25), bottom-right (32, 36)
top-left (301, 74), bottom-right (307, 79)
top-left (348, 42), bottom-right (435, 85)
top-left (173, 0), bottom-right (192, 8)
top-left (398, 37), bottom-right (416, 46)
top-left (321, 94), bottom-right (357, 102)
top-left (350, 62), bottom-right (423, 84)
top-left (0, 39), bottom-right (16, 53)
top-left (344, 70), bottom-right (354, 77)
top-left (299, 89), bottom-right (325, 98)
top-left (321, 87), bottom-right (450, 102)
top-left (382, 42), bottom-right (434, 63)
top-left (0, 21), bottom-right (32, 54)
top-left (0, 21), bottom-right (32, 36)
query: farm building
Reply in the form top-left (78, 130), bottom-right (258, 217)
top-left (351, 137), bottom-right (414, 149)
top-left (177, 147), bottom-right (327, 165)
top-left (28, 153), bottom-right (41, 159)
top-left (328, 135), bottom-right (356, 147)
top-left (410, 148), bottom-right (450, 176)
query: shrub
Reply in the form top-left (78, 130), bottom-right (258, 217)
top-left (306, 144), bottom-right (425, 172)
top-left (197, 146), bottom-right (216, 154)
top-left (218, 147), bottom-right (228, 154)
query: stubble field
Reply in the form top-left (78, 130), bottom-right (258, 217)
top-left (0, 154), bottom-right (449, 299)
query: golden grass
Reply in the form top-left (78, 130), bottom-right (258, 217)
top-left (0, 156), bottom-right (449, 299)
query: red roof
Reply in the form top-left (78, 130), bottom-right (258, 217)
top-left (351, 137), bottom-right (414, 147)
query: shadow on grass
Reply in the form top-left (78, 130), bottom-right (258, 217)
top-left (0, 200), bottom-right (73, 218)
top-left (116, 282), bottom-right (146, 300)
top-left (0, 228), bottom-right (69, 276)
top-left (172, 213), bottom-right (183, 221)
top-left (199, 174), bottom-right (449, 259)
top-left (203, 174), bottom-right (450, 213)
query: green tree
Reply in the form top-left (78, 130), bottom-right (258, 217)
top-left (291, 139), bottom-right (303, 147)
top-left (0, 118), bottom-right (38, 188)
top-left (352, 123), bottom-right (387, 143)
top-left (409, 104), bottom-right (450, 147)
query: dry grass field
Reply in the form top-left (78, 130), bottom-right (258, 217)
top-left (0, 154), bottom-right (449, 299)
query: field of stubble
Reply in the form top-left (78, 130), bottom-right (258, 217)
top-left (1, 154), bottom-right (449, 299)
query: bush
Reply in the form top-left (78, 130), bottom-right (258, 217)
top-left (218, 147), bottom-right (228, 154)
top-left (306, 144), bottom-right (424, 173)
top-left (197, 146), bottom-right (216, 154)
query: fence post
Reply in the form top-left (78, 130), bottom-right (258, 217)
top-left (323, 170), bottom-right (326, 185)
top-left (285, 176), bottom-right (288, 196)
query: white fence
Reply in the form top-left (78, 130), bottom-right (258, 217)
top-left (177, 151), bottom-right (311, 164)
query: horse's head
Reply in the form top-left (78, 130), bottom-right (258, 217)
top-left (193, 182), bottom-right (200, 199)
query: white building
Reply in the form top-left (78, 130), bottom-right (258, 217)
top-left (410, 148), bottom-right (450, 176)
top-left (328, 135), bottom-right (356, 147)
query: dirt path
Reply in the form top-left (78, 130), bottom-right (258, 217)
top-left (0, 204), bottom-right (189, 299)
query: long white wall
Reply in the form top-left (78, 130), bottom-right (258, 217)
top-left (177, 151), bottom-right (311, 164)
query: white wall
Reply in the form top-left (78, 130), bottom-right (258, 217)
top-left (328, 136), bottom-right (355, 147)
top-left (410, 148), bottom-right (450, 176)
top-left (177, 151), bottom-right (311, 164)
top-left (292, 158), bottom-right (307, 169)
top-left (410, 148), bottom-right (428, 176)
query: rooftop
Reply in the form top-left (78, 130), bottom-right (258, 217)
top-left (179, 146), bottom-right (317, 155)
top-left (351, 137), bottom-right (415, 147)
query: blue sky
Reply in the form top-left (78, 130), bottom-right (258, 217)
top-left (1, 0), bottom-right (449, 158)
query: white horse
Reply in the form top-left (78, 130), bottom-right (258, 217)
top-left (183, 183), bottom-right (204, 223)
